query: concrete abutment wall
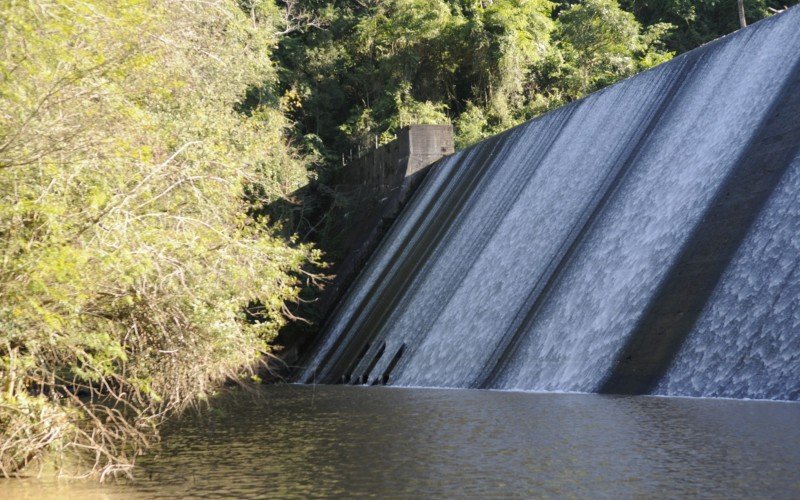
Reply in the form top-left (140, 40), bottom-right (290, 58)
top-left (279, 125), bottom-right (454, 369)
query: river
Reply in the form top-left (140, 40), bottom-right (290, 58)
top-left (2, 385), bottom-right (799, 498)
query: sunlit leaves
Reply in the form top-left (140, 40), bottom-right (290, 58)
top-left (279, 0), bottom-right (673, 153)
top-left (0, 0), bottom-right (317, 477)
top-left (555, 0), bottom-right (673, 96)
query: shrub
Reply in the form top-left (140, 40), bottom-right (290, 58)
top-left (0, 0), bottom-right (318, 478)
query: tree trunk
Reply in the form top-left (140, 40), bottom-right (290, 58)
top-left (738, 0), bottom-right (747, 28)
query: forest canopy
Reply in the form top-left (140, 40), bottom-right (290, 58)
top-left (276, 0), bottom-right (790, 156)
top-left (0, 0), bottom-right (794, 478)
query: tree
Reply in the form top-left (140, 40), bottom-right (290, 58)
top-left (554, 0), bottom-right (673, 98)
top-left (1, 0), bottom-right (319, 477)
top-left (739, 0), bottom-right (748, 27)
top-left (619, 0), bottom-right (797, 53)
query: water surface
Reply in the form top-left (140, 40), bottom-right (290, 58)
top-left (3, 385), bottom-right (799, 498)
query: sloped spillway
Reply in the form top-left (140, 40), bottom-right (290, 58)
top-left (297, 8), bottom-right (800, 401)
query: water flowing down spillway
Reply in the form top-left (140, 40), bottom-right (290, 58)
top-left (297, 8), bottom-right (800, 401)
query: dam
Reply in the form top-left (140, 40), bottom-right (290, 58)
top-left (295, 7), bottom-right (800, 401)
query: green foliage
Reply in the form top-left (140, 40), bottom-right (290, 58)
top-left (555, 0), bottom-right (674, 98)
top-left (0, 0), bottom-right (319, 477)
top-left (278, 0), bottom-right (674, 156)
top-left (620, 0), bottom-right (798, 53)
top-left (455, 102), bottom-right (491, 149)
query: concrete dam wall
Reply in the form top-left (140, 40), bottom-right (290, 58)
top-left (296, 7), bottom-right (800, 401)
top-left (315, 125), bottom-right (454, 318)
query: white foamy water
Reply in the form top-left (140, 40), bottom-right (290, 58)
top-left (299, 8), bottom-right (800, 401)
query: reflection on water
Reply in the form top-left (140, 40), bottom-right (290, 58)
top-left (3, 385), bottom-right (800, 498)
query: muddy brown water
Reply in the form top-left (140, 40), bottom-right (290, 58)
top-left (2, 385), bottom-right (799, 498)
